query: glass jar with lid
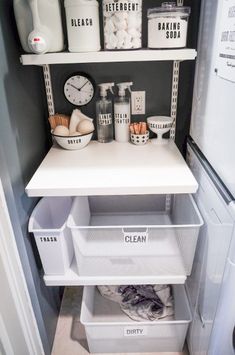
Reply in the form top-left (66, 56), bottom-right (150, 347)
top-left (103, 0), bottom-right (142, 50)
top-left (147, 2), bottom-right (191, 49)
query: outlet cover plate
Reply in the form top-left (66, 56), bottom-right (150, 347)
top-left (131, 91), bottom-right (146, 115)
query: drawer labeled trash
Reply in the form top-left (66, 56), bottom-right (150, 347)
top-left (29, 197), bottom-right (74, 275)
top-left (67, 194), bottom-right (203, 280)
top-left (80, 284), bottom-right (192, 353)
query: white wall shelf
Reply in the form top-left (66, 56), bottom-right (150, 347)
top-left (20, 49), bottom-right (197, 66)
top-left (26, 140), bottom-right (198, 197)
top-left (44, 258), bottom-right (187, 286)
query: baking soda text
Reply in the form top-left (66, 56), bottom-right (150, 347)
top-left (158, 21), bottom-right (181, 39)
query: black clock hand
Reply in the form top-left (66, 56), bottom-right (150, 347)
top-left (68, 83), bottom-right (81, 91)
top-left (79, 80), bottom-right (89, 90)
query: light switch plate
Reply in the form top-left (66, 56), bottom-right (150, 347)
top-left (131, 91), bottom-right (146, 115)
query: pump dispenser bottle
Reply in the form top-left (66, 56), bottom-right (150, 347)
top-left (114, 82), bottom-right (133, 142)
top-left (96, 83), bottom-right (114, 143)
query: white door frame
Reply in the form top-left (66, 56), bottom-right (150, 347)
top-left (0, 178), bottom-right (44, 355)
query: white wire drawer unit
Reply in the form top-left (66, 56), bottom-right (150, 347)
top-left (42, 193), bottom-right (203, 286)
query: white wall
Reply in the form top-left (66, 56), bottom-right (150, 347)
top-left (0, 1), bottom-right (61, 353)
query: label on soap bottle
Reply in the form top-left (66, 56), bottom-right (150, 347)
top-left (114, 103), bottom-right (130, 142)
top-left (98, 113), bottom-right (112, 125)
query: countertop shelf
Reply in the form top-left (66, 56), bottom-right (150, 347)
top-left (26, 140), bottom-right (198, 197)
top-left (20, 48), bottom-right (197, 65)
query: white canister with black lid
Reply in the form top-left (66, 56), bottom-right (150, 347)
top-left (147, 2), bottom-right (191, 49)
top-left (65, 0), bottom-right (101, 52)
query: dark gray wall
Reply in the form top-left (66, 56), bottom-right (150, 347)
top-left (51, 0), bottom-right (201, 153)
top-left (0, 1), bottom-right (60, 353)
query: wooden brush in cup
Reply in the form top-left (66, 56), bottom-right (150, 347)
top-left (48, 114), bottom-right (70, 130)
top-left (130, 122), bottom-right (147, 135)
top-left (130, 122), bottom-right (149, 145)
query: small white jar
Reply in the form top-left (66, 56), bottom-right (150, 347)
top-left (103, 0), bottom-right (142, 50)
top-left (65, 0), bottom-right (101, 52)
top-left (147, 2), bottom-right (191, 49)
top-left (131, 131), bottom-right (149, 145)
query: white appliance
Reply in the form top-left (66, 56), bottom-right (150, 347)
top-left (187, 0), bottom-right (235, 353)
top-left (187, 140), bottom-right (235, 355)
top-left (190, 0), bottom-right (235, 199)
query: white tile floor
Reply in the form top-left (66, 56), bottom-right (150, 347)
top-left (52, 287), bottom-right (189, 355)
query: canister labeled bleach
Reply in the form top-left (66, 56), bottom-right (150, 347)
top-left (65, 0), bottom-right (101, 52)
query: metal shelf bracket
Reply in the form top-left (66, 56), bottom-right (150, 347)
top-left (43, 64), bottom-right (55, 116)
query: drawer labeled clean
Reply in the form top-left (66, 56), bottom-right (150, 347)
top-left (68, 194), bottom-right (203, 281)
top-left (80, 284), bottom-right (192, 353)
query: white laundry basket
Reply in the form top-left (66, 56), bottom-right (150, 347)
top-left (80, 285), bottom-right (192, 353)
top-left (68, 194), bottom-right (203, 280)
top-left (29, 197), bottom-right (74, 275)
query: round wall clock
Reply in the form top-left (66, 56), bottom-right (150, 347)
top-left (64, 73), bottom-right (95, 106)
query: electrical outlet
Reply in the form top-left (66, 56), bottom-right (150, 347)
top-left (131, 91), bottom-right (146, 115)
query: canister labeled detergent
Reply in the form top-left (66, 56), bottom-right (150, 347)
top-left (65, 0), bottom-right (101, 52)
top-left (147, 2), bottom-right (191, 49)
top-left (103, 0), bottom-right (142, 50)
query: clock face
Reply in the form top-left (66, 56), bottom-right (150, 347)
top-left (64, 74), bottom-right (95, 106)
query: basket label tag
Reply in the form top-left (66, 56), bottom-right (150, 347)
top-left (123, 231), bottom-right (148, 244)
top-left (39, 236), bottom-right (58, 243)
top-left (124, 326), bottom-right (147, 337)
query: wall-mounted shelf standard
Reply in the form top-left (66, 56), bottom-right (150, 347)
top-left (20, 49), bottom-right (197, 66)
top-left (26, 140), bottom-right (198, 197)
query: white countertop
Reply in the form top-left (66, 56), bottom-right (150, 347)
top-left (26, 140), bottom-right (198, 197)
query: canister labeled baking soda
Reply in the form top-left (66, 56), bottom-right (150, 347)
top-left (147, 2), bottom-right (191, 49)
top-left (65, 0), bottom-right (101, 52)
